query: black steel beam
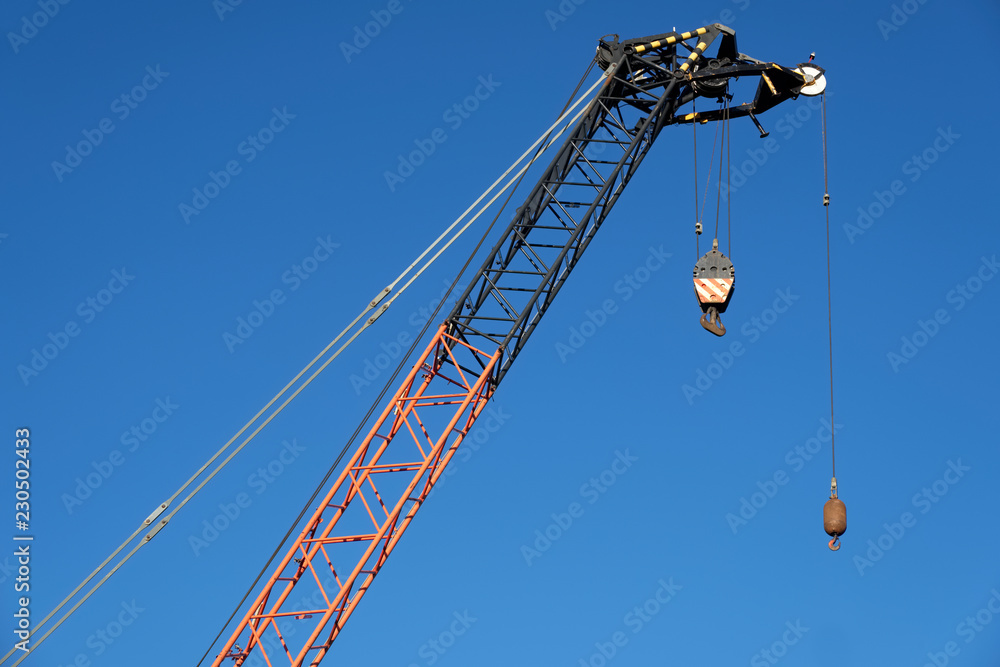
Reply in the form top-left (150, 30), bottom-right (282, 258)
top-left (437, 25), bottom-right (812, 389)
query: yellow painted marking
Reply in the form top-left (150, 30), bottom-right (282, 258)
top-left (761, 71), bottom-right (777, 95)
top-left (635, 28), bottom-right (706, 52)
top-left (637, 37), bottom-right (677, 52)
top-left (679, 47), bottom-right (704, 72)
top-left (695, 41), bottom-right (707, 52)
top-left (683, 112), bottom-right (697, 121)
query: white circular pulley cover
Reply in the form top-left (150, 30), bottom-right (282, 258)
top-left (794, 65), bottom-right (826, 96)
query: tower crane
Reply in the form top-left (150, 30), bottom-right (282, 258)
top-left (210, 24), bottom-right (827, 666)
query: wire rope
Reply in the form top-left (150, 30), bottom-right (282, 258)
top-left (821, 92), bottom-right (836, 481)
top-left (196, 59), bottom-right (603, 666)
top-left (2, 63), bottom-right (609, 667)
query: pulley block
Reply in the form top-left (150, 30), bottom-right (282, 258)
top-left (693, 240), bottom-right (734, 336)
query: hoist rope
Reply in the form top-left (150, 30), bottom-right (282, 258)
top-left (693, 100), bottom-right (700, 258)
top-left (713, 97), bottom-right (726, 241)
top-left (701, 113), bottom-right (722, 241)
top-left (196, 59), bottom-right (602, 666)
top-left (4, 70), bottom-right (609, 667)
top-left (695, 99), bottom-right (731, 256)
top-left (726, 96), bottom-right (732, 258)
top-left (821, 91), bottom-right (836, 480)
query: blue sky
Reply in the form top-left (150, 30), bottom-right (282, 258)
top-left (2, 0), bottom-right (999, 665)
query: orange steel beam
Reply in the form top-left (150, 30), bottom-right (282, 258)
top-left (212, 325), bottom-right (500, 666)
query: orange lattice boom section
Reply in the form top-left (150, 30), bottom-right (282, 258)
top-left (213, 325), bottom-right (500, 666)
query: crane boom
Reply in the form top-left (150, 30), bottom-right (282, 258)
top-left (212, 24), bottom-right (820, 666)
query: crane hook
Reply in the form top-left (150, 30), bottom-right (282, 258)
top-left (828, 535), bottom-right (841, 551)
top-left (699, 306), bottom-right (726, 336)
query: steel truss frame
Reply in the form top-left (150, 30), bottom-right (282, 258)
top-left (214, 24), bottom-right (813, 666)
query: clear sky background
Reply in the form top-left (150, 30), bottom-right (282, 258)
top-left (2, 1), bottom-right (999, 665)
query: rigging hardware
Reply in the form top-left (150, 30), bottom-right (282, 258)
top-left (693, 239), bottom-right (734, 336)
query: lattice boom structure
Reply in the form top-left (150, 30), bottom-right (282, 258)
top-left (213, 24), bottom-right (817, 665)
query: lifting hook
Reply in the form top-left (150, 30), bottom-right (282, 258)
top-left (700, 306), bottom-right (726, 336)
top-left (827, 535), bottom-right (841, 551)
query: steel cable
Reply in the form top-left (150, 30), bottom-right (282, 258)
top-left (3, 69), bottom-right (608, 667)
